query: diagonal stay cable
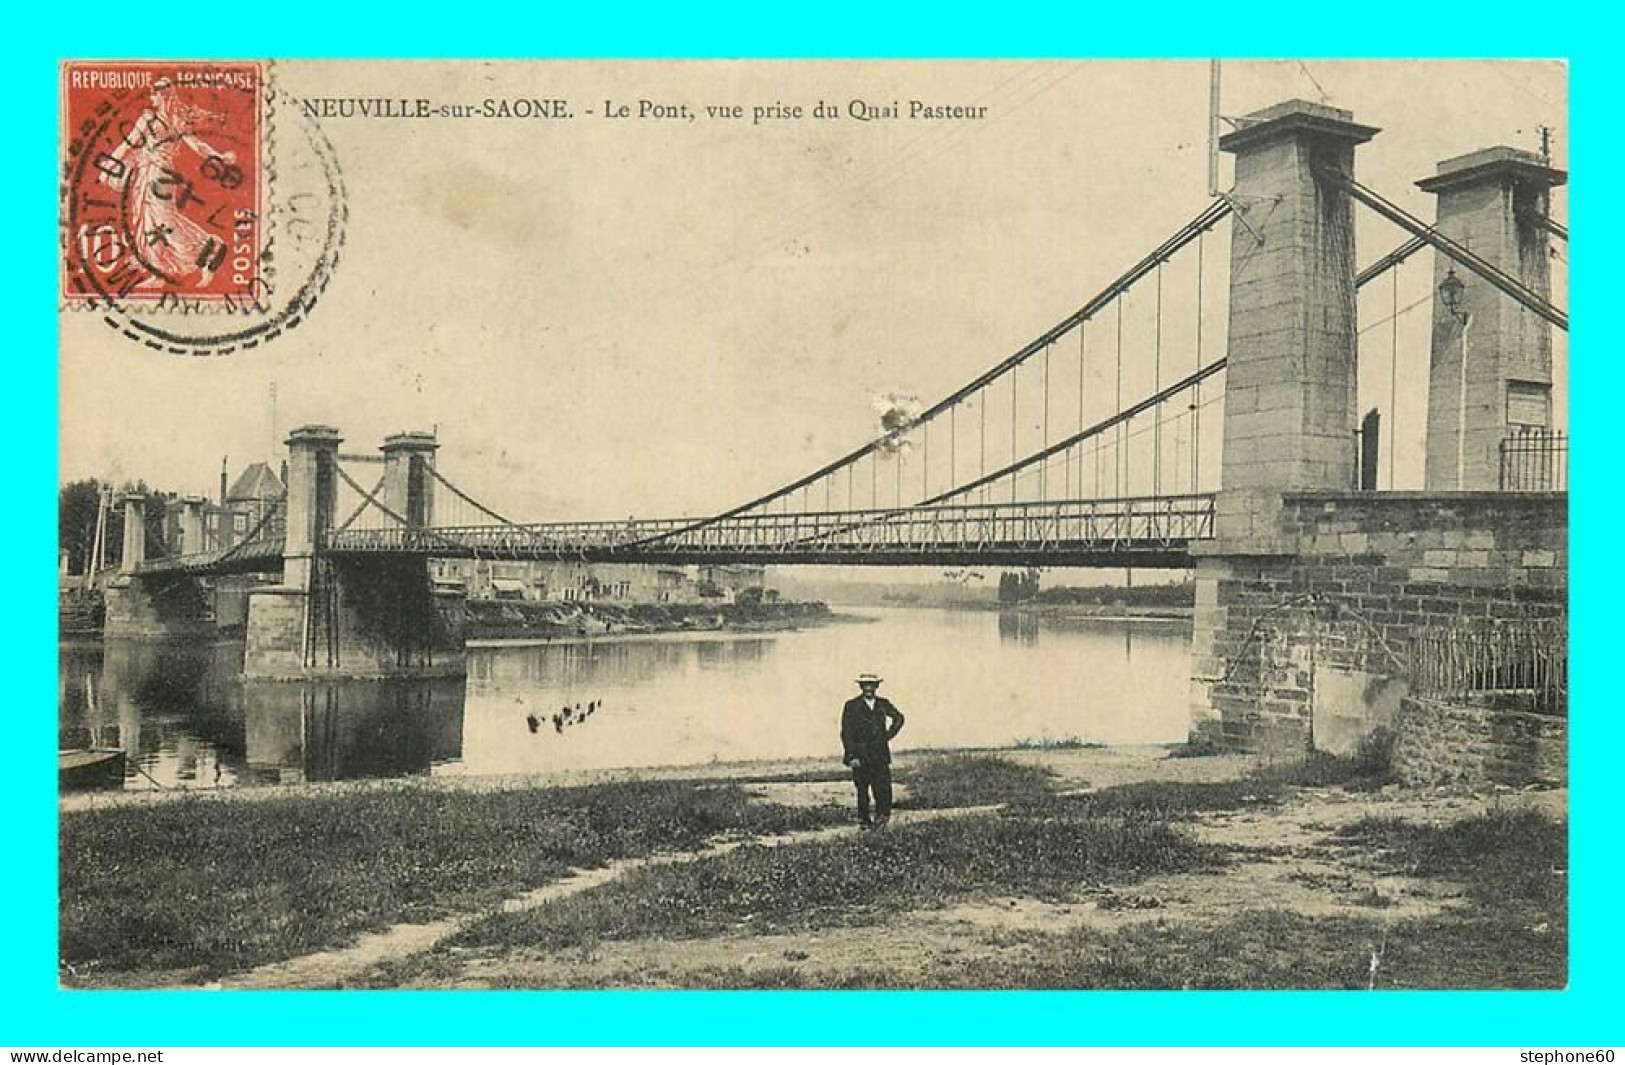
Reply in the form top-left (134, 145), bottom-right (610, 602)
top-left (155, 492), bottom-right (286, 572)
top-left (334, 475), bottom-right (387, 534)
top-left (216, 493), bottom-right (286, 561)
top-left (1324, 169), bottom-right (1567, 330)
top-left (329, 463), bottom-right (476, 554)
top-left (1521, 210), bottom-right (1567, 242)
top-left (332, 462), bottom-right (415, 529)
top-left (622, 197), bottom-right (1234, 551)
top-left (1355, 235), bottom-right (1427, 289)
top-left (334, 463), bottom-right (603, 557)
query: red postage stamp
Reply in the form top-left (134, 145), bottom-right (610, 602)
top-left (62, 61), bottom-right (265, 305)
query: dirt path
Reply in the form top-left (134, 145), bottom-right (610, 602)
top-left (85, 745), bottom-right (1559, 990)
top-left (368, 784), bottom-right (1563, 990)
top-left (207, 806), bottom-right (999, 990)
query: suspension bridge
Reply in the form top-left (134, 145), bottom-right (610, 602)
top-left (137, 195), bottom-right (1236, 575)
top-left (106, 100), bottom-right (1569, 755)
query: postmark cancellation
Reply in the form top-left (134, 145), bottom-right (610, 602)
top-left (60, 60), bottom-right (346, 356)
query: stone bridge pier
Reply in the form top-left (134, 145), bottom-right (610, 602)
top-left (102, 492), bottom-right (212, 639)
top-left (242, 426), bottom-right (466, 679)
top-left (1188, 101), bottom-right (1567, 757)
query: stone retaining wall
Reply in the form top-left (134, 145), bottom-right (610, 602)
top-left (1191, 490), bottom-right (1566, 754)
top-left (1392, 694), bottom-right (1567, 787)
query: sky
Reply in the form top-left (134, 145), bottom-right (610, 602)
top-left (59, 59), bottom-right (1568, 523)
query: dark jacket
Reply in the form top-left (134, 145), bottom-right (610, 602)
top-left (841, 695), bottom-right (905, 766)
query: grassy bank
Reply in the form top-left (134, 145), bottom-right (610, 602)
top-left (676, 898), bottom-right (1566, 990)
top-left (444, 808), bottom-right (1221, 954)
top-left (432, 750), bottom-right (1379, 958)
top-left (891, 808), bottom-right (1568, 990)
top-left (376, 750), bottom-right (1564, 990)
top-left (60, 780), bottom-right (844, 982)
top-left (61, 746), bottom-right (1566, 990)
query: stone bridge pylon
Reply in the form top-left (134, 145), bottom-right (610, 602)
top-left (1187, 101), bottom-right (1566, 755)
top-left (241, 425), bottom-right (466, 679)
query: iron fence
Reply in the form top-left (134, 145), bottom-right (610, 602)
top-left (1500, 428), bottom-right (1567, 492)
top-left (1409, 620), bottom-right (1567, 715)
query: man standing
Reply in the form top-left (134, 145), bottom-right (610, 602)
top-left (840, 672), bottom-right (906, 830)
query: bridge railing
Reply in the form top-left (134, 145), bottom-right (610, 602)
top-left (325, 494), bottom-right (1216, 559)
top-left (132, 536), bottom-right (288, 575)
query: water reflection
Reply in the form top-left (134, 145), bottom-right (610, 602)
top-left (239, 680), bottom-right (464, 786)
top-left (60, 608), bottom-right (1193, 789)
top-left (469, 635), bottom-right (771, 688)
top-left (997, 610), bottom-right (1040, 645)
top-left (59, 641), bottom-right (465, 790)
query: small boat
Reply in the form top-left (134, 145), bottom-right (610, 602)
top-left (59, 749), bottom-right (126, 792)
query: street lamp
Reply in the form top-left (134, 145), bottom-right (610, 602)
top-left (1438, 267), bottom-right (1467, 323)
top-left (1439, 268), bottom-right (1472, 488)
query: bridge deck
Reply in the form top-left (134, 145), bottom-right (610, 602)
top-left (135, 496), bottom-right (1216, 574)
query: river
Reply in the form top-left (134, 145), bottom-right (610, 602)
top-left (57, 607), bottom-right (1193, 790)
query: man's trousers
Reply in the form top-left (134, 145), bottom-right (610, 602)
top-left (852, 760), bottom-right (893, 824)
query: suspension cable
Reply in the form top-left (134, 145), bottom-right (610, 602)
top-left (1010, 362), bottom-right (1018, 503)
top-left (1521, 210), bottom-right (1567, 241)
top-left (1078, 321), bottom-right (1086, 498)
top-left (1153, 263), bottom-right (1163, 498)
top-left (979, 390), bottom-right (987, 505)
top-left (1115, 297), bottom-right (1124, 498)
top-left (202, 492), bottom-right (287, 568)
top-left (430, 466), bottom-right (521, 526)
top-left (924, 358), bottom-right (1227, 508)
top-left (922, 418), bottom-right (929, 501)
top-left (772, 402), bottom-right (1226, 556)
top-left (1389, 267), bottom-right (1399, 489)
top-left (1041, 339), bottom-right (1051, 502)
top-left (621, 198), bottom-right (1233, 549)
top-left (1193, 232), bottom-right (1203, 496)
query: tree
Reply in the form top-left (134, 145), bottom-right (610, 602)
top-left (60, 478), bottom-right (182, 574)
top-left (58, 479), bottom-right (106, 576)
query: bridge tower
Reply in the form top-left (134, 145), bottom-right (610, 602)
top-left (176, 496), bottom-right (208, 557)
top-left (243, 425), bottom-right (339, 676)
top-left (380, 431), bottom-right (438, 527)
top-left (103, 491), bottom-right (211, 638)
top-left (116, 492), bottom-right (146, 574)
top-left (1213, 100), bottom-right (1378, 518)
top-left (243, 425), bottom-right (465, 678)
top-left (1417, 147), bottom-right (1566, 490)
top-left (1189, 100), bottom-right (1379, 752)
top-left (1189, 106), bottom-right (1567, 762)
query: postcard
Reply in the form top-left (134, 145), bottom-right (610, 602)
top-left (56, 59), bottom-right (1568, 993)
